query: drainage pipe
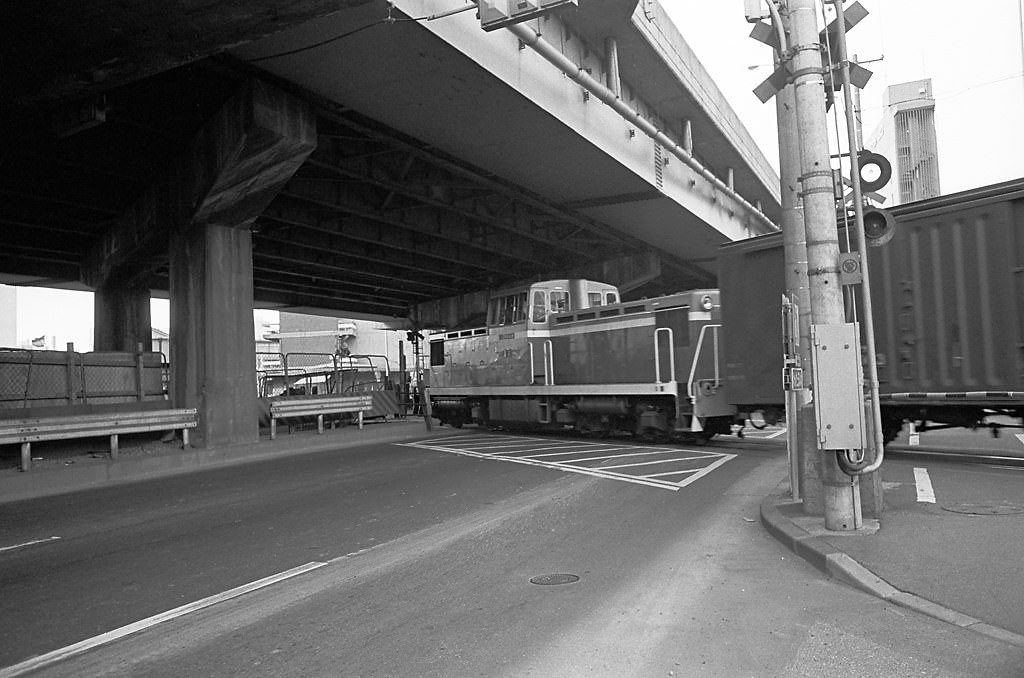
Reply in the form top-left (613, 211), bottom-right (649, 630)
top-left (507, 21), bottom-right (778, 234)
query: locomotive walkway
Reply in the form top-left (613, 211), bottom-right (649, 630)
top-left (3, 422), bottom-right (1024, 651)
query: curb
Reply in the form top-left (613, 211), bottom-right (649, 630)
top-left (760, 495), bottom-right (1024, 649)
top-left (1, 420), bottom-right (461, 504)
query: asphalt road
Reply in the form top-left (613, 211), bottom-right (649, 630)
top-left (2, 431), bottom-right (1022, 677)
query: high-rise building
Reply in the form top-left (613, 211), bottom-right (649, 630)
top-left (866, 79), bottom-right (941, 205)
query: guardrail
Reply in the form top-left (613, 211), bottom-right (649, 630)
top-left (269, 394), bottom-right (375, 440)
top-left (0, 408), bottom-right (197, 471)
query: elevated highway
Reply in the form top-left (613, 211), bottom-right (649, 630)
top-left (0, 0), bottom-right (780, 445)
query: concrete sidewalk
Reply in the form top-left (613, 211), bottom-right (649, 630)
top-left (762, 453), bottom-right (1024, 649)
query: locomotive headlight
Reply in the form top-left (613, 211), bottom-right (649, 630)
top-left (700, 295), bottom-right (713, 311)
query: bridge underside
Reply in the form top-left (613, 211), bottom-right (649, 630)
top-left (0, 1), bottom-right (781, 446)
top-left (0, 56), bottom-right (712, 321)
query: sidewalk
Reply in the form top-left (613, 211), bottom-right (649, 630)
top-left (762, 448), bottom-right (1024, 649)
top-left (0, 417), bottom-right (460, 504)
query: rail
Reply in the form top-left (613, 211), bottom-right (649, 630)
top-left (0, 407), bottom-right (197, 471)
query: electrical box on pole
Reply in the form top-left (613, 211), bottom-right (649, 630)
top-left (810, 323), bottom-right (865, 450)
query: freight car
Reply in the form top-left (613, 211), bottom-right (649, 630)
top-left (426, 278), bottom-right (735, 441)
top-left (719, 178), bottom-right (1024, 442)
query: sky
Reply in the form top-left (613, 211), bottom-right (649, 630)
top-left (7, 0), bottom-right (1024, 349)
top-left (663, 0), bottom-right (1024, 191)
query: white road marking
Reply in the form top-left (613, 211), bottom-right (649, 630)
top-left (0, 536), bottom-right (61, 553)
top-left (764, 428), bottom-right (788, 439)
top-left (913, 467), bottom-right (936, 503)
top-left (1015, 434), bottom-right (1024, 447)
top-left (402, 435), bottom-right (735, 491)
top-left (0, 561), bottom-right (327, 678)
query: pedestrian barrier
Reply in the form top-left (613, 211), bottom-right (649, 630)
top-left (269, 394), bottom-right (375, 440)
top-left (0, 407), bottom-right (198, 471)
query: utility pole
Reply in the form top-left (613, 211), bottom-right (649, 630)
top-left (768, 1), bottom-right (817, 507)
top-left (788, 0), bottom-right (860, 530)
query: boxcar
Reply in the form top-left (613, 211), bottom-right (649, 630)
top-left (719, 178), bottom-right (1024, 441)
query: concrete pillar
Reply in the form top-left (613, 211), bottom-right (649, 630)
top-left (169, 223), bottom-right (257, 447)
top-left (94, 278), bottom-right (151, 352)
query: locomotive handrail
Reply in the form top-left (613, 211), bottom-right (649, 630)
top-left (688, 324), bottom-right (722, 399)
top-left (544, 340), bottom-right (554, 386)
top-left (654, 328), bottom-right (675, 384)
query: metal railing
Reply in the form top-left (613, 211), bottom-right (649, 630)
top-left (256, 352), bottom-right (395, 399)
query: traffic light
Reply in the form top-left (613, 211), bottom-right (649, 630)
top-left (862, 207), bottom-right (896, 247)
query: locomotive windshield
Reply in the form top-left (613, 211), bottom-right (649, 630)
top-left (488, 291), bottom-right (529, 326)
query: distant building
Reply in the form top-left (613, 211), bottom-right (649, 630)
top-left (0, 285), bottom-right (15, 347)
top-left (273, 313), bottom-right (412, 375)
top-left (866, 79), bottom-right (941, 205)
top-left (152, 327), bottom-right (169, 358)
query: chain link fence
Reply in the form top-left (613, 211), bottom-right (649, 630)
top-left (0, 347), bottom-right (168, 412)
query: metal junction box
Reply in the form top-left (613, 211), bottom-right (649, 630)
top-left (810, 323), bottom-right (865, 450)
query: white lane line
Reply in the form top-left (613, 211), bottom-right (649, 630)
top-left (530, 448), bottom-right (673, 463)
top-left (1015, 434), bottom-right (1024, 447)
top-left (675, 454), bottom-right (737, 488)
top-left (496, 445), bottom-right (632, 458)
top-left (764, 428), bottom-right (788, 439)
top-left (0, 536), bottom-right (61, 553)
top-left (914, 467), bottom-right (936, 503)
top-left (596, 456), bottom-right (714, 471)
top-left (0, 561), bottom-right (327, 678)
top-left (645, 468), bottom-right (700, 478)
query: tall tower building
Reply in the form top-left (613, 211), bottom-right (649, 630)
top-left (866, 79), bottom-right (941, 205)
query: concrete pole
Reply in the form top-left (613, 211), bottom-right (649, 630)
top-left (772, 2), bottom-right (817, 507)
top-left (788, 0), bottom-right (860, 530)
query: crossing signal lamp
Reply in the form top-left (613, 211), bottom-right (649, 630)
top-left (862, 207), bottom-right (896, 247)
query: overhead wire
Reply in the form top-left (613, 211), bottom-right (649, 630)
top-left (244, 2), bottom-right (477, 63)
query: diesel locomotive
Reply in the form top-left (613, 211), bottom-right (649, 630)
top-left (426, 278), bottom-right (735, 441)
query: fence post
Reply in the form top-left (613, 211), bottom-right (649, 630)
top-left (65, 342), bottom-right (76, 405)
top-left (135, 342), bottom-right (145, 401)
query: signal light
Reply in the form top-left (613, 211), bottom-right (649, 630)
top-left (862, 207), bottom-right (896, 247)
top-left (857, 151), bottom-right (892, 193)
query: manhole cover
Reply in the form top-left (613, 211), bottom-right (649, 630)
top-left (529, 573), bottom-right (580, 586)
top-left (942, 502), bottom-right (1024, 515)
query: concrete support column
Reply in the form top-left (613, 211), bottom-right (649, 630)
top-left (169, 223), bottom-right (257, 447)
top-left (93, 278), bottom-right (152, 352)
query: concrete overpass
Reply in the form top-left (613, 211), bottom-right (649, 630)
top-left (0, 0), bottom-right (780, 445)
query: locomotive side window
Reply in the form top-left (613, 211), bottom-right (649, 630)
top-left (532, 291), bottom-right (547, 322)
top-left (429, 340), bottom-right (445, 366)
top-left (588, 292), bottom-right (603, 307)
top-left (550, 291), bottom-right (570, 313)
top-left (606, 292), bottom-right (618, 305)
